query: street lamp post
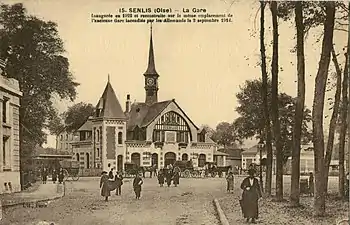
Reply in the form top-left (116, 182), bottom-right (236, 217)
top-left (258, 140), bottom-right (264, 193)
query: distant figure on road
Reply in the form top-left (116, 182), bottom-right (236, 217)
top-left (165, 169), bottom-right (173, 187)
top-left (133, 173), bottom-right (143, 200)
top-left (108, 168), bottom-right (114, 179)
top-left (157, 170), bottom-right (165, 187)
top-left (41, 168), bottom-right (48, 184)
top-left (58, 168), bottom-right (64, 184)
top-left (239, 168), bottom-right (262, 224)
top-left (226, 171), bottom-right (234, 193)
top-left (308, 172), bottom-right (314, 197)
top-left (173, 166), bottom-right (181, 187)
top-left (100, 171), bottom-right (110, 201)
top-left (115, 172), bottom-right (123, 196)
top-left (52, 169), bottom-right (57, 184)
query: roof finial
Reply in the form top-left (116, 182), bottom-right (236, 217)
top-left (150, 22), bottom-right (153, 34)
top-left (108, 74), bottom-right (110, 83)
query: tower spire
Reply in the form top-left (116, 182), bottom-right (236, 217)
top-left (108, 74), bottom-right (110, 83)
top-left (144, 23), bottom-right (158, 76)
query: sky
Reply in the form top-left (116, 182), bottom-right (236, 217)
top-left (2, 0), bottom-right (347, 148)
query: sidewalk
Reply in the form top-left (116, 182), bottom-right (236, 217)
top-left (0, 182), bottom-right (64, 208)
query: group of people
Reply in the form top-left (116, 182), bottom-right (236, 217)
top-left (156, 164), bottom-right (181, 187)
top-left (41, 167), bottom-right (65, 184)
top-left (100, 168), bottom-right (143, 201)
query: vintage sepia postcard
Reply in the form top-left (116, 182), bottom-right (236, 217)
top-left (0, 0), bottom-right (348, 224)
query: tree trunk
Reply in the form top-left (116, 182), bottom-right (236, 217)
top-left (312, 2), bottom-right (336, 217)
top-left (270, 1), bottom-right (283, 201)
top-left (324, 47), bottom-right (342, 194)
top-left (260, 0), bottom-right (273, 196)
top-left (290, 0), bottom-right (305, 207)
top-left (339, 51), bottom-right (349, 198)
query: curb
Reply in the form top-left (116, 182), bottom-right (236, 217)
top-left (213, 198), bottom-right (230, 225)
top-left (1, 183), bottom-right (65, 209)
top-left (2, 193), bottom-right (64, 209)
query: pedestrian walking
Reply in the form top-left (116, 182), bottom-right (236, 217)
top-left (133, 173), bottom-right (143, 200)
top-left (157, 169), bottom-right (165, 187)
top-left (239, 168), bottom-right (262, 224)
top-left (58, 168), bottom-right (64, 184)
top-left (52, 169), bottom-right (57, 184)
top-left (108, 168), bottom-right (114, 179)
top-left (41, 168), bottom-right (48, 184)
top-left (308, 172), bottom-right (314, 197)
top-left (115, 172), bottom-right (123, 195)
top-left (100, 171), bottom-right (110, 201)
top-left (226, 171), bottom-right (234, 193)
top-left (173, 166), bottom-right (181, 187)
top-left (165, 169), bottom-right (173, 187)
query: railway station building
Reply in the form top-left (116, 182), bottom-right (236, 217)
top-left (64, 27), bottom-right (218, 172)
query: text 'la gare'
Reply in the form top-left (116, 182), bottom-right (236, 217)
top-left (120, 8), bottom-right (207, 14)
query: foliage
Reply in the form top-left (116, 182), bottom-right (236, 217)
top-left (0, 3), bottom-right (78, 162)
top-left (211, 122), bottom-right (241, 147)
top-left (233, 79), bottom-right (312, 162)
top-left (63, 102), bottom-right (95, 132)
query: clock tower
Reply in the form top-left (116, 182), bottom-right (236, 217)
top-left (144, 24), bottom-right (159, 105)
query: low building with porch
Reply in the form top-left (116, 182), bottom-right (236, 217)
top-left (218, 148), bottom-right (243, 169)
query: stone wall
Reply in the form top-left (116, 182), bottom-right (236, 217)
top-left (0, 171), bottom-right (21, 194)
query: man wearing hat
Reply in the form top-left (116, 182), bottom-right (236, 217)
top-left (239, 168), bottom-right (262, 224)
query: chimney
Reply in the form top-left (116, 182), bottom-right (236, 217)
top-left (125, 94), bottom-right (131, 113)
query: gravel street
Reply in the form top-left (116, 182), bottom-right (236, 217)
top-left (1, 177), bottom-right (229, 225)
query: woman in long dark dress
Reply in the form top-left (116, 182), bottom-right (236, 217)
top-left (165, 169), bottom-right (173, 187)
top-left (173, 166), bottom-right (181, 187)
top-left (115, 172), bottom-right (123, 196)
top-left (41, 168), bottom-right (48, 184)
top-left (157, 169), bottom-right (165, 187)
top-left (133, 173), bottom-right (143, 200)
top-left (52, 169), bottom-right (57, 184)
top-left (308, 172), bottom-right (314, 197)
top-left (58, 168), bottom-right (64, 184)
top-left (100, 171), bottom-right (110, 201)
top-left (240, 168), bottom-right (262, 224)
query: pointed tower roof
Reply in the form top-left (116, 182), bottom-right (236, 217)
top-left (96, 76), bottom-right (126, 120)
top-left (144, 23), bottom-right (159, 76)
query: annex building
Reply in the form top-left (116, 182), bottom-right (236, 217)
top-left (57, 27), bottom-right (217, 172)
top-left (0, 66), bottom-right (22, 194)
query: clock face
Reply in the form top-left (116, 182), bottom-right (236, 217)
top-left (147, 78), bottom-right (154, 85)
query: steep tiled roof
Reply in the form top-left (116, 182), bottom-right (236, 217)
top-left (96, 81), bottom-right (125, 119)
top-left (127, 100), bottom-right (171, 130)
top-left (78, 118), bottom-right (93, 131)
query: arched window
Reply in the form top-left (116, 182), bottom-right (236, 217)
top-left (96, 130), bottom-right (100, 142)
top-left (76, 153), bottom-right (80, 162)
top-left (182, 153), bottom-right (188, 161)
top-left (198, 154), bottom-right (206, 167)
top-left (118, 132), bottom-right (123, 144)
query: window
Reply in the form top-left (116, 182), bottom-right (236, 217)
top-left (96, 130), bottom-right (100, 142)
top-left (153, 130), bottom-right (161, 142)
top-left (165, 131), bottom-right (176, 142)
top-left (118, 132), bottom-right (123, 144)
top-left (97, 148), bottom-right (100, 157)
top-left (2, 98), bottom-right (8, 123)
